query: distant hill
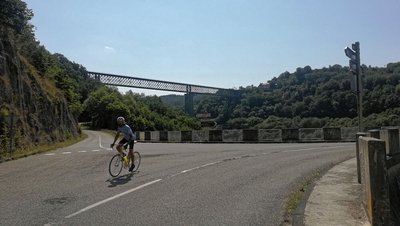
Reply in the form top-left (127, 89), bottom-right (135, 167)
top-left (196, 64), bottom-right (400, 129)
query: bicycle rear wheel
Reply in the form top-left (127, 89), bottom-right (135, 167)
top-left (130, 151), bottom-right (141, 172)
top-left (109, 154), bottom-right (123, 177)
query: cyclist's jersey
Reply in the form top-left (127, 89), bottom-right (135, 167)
top-left (117, 124), bottom-right (135, 141)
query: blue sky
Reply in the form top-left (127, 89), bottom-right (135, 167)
top-left (25, 0), bottom-right (400, 95)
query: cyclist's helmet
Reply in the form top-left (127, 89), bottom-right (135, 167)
top-left (117, 116), bottom-right (125, 125)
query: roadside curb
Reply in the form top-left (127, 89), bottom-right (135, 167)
top-left (289, 161), bottom-right (339, 226)
top-left (302, 158), bottom-right (370, 226)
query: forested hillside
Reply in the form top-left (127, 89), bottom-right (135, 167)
top-left (82, 87), bottom-right (200, 131)
top-left (194, 64), bottom-right (400, 129)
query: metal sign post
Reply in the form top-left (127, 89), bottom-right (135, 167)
top-left (345, 42), bottom-right (363, 132)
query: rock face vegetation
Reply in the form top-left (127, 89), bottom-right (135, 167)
top-left (0, 0), bottom-right (80, 150)
top-left (0, 34), bottom-right (78, 144)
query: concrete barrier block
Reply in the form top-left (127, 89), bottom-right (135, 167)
top-left (144, 131), bottom-right (151, 141)
top-left (369, 129), bottom-right (380, 139)
top-left (323, 127), bottom-right (341, 141)
top-left (209, 130), bottom-right (222, 142)
top-left (181, 131), bottom-right (192, 142)
top-left (137, 132), bottom-right (144, 141)
top-left (387, 162), bottom-right (400, 224)
top-left (223, 130), bottom-right (243, 142)
top-left (282, 129), bottom-right (299, 141)
top-left (341, 127), bottom-right (358, 141)
top-left (159, 131), bottom-right (168, 141)
top-left (359, 137), bottom-right (390, 226)
top-left (356, 133), bottom-right (368, 184)
top-left (150, 131), bottom-right (159, 141)
top-left (299, 128), bottom-right (323, 141)
top-left (243, 129), bottom-right (258, 142)
top-left (380, 128), bottom-right (400, 155)
top-left (192, 130), bottom-right (209, 142)
top-left (258, 129), bottom-right (281, 142)
top-left (168, 131), bottom-right (181, 142)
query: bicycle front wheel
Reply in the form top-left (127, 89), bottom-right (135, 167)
top-left (130, 152), bottom-right (141, 172)
top-left (109, 154), bottom-right (123, 177)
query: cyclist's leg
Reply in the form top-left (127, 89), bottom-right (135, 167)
top-left (128, 140), bottom-right (135, 170)
top-left (117, 138), bottom-right (128, 156)
top-left (127, 140), bottom-right (134, 160)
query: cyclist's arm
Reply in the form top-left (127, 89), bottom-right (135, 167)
top-left (112, 131), bottom-right (121, 146)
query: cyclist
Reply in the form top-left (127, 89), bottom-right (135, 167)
top-left (111, 116), bottom-right (136, 172)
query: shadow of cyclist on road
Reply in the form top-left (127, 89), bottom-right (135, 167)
top-left (106, 171), bottom-right (139, 187)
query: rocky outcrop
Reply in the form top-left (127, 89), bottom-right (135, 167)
top-left (0, 34), bottom-right (78, 147)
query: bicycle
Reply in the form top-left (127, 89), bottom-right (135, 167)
top-left (109, 144), bottom-right (141, 177)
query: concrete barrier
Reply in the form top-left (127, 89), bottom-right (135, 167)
top-left (223, 130), bottom-right (243, 142)
top-left (323, 127), bottom-right (341, 141)
top-left (356, 132), bottom-right (368, 184)
top-left (136, 126), bottom-right (360, 143)
top-left (387, 160), bottom-right (400, 225)
top-left (181, 131), bottom-right (192, 142)
top-left (168, 131), bottom-right (181, 142)
top-left (243, 129), bottom-right (258, 142)
top-left (192, 130), bottom-right (209, 142)
top-left (160, 131), bottom-right (168, 142)
top-left (282, 129), bottom-right (299, 142)
top-left (209, 130), bottom-right (222, 142)
top-left (341, 127), bottom-right (358, 141)
top-left (380, 128), bottom-right (400, 155)
top-left (150, 131), bottom-right (159, 141)
top-left (369, 129), bottom-right (380, 139)
top-left (299, 128), bottom-right (323, 141)
top-left (359, 137), bottom-right (390, 225)
top-left (258, 129), bottom-right (281, 142)
top-left (138, 132), bottom-right (145, 141)
top-left (144, 131), bottom-right (151, 141)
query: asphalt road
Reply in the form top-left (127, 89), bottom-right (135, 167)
top-left (0, 130), bottom-right (355, 226)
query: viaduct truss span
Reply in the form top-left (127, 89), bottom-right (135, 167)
top-left (86, 71), bottom-right (224, 94)
top-left (87, 71), bottom-right (229, 115)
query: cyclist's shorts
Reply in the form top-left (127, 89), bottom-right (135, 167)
top-left (119, 138), bottom-right (134, 149)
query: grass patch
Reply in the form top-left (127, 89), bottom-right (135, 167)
top-left (282, 162), bottom-right (337, 225)
top-left (281, 168), bottom-right (326, 225)
top-left (1, 133), bottom-right (88, 161)
top-left (285, 173), bottom-right (318, 215)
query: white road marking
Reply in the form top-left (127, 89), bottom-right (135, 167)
top-left (65, 179), bottom-right (162, 219)
top-left (181, 167), bottom-right (201, 173)
top-left (98, 135), bottom-right (106, 149)
top-left (201, 161), bottom-right (220, 167)
top-left (91, 149), bottom-right (100, 152)
top-left (44, 153), bottom-right (55, 156)
top-left (78, 151), bottom-right (87, 153)
top-left (62, 152), bottom-right (72, 155)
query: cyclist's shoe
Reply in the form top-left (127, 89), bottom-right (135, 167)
top-left (129, 164), bottom-right (136, 172)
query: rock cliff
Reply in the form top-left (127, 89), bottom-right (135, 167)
top-left (0, 34), bottom-right (78, 147)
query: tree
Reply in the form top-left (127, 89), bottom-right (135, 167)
top-left (0, 0), bottom-right (33, 35)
